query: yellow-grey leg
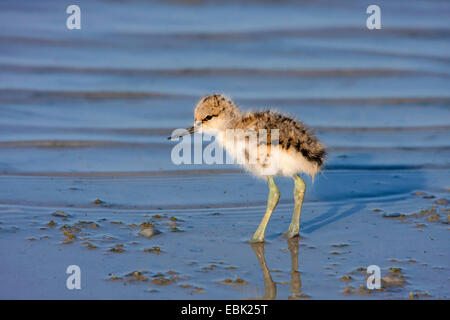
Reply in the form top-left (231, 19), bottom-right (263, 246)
top-left (250, 177), bottom-right (280, 243)
top-left (286, 175), bottom-right (306, 238)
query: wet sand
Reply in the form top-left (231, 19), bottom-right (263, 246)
top-left (0, 0), bottom-right (449, 299)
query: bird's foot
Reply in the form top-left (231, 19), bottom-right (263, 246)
top-left (283, 232), bottom-right (299, 239)
top-left (284, 225), bottom-right (299, 239)
top-left (249, 227), bottom-right (267, 243)
top-left (249, 237), bottom-right (265, 243)
top-left (249, 234), bottom-right (265, 243)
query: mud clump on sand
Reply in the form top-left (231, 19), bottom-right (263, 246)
top-left (60, 224), bottom-right (81, 243)
top-left (109, 270), bottom-right (185, 286)
top-left (75, 221), bottom-right (100, 229)
top-left (108, 270), bottom-right (151, 282)
top-left (382, 276), bottom-right (406, 287)
top-left (109, 244), bottom-right (125, 253)
top-left (134, 216), bottom-right (185, 235)
top-left (83, 241), bottom-right (97, 249)
top-left (342, 284), bottom-right (372, 295)
top-left (93, 198), bottom-right (105, 205)
top-left (47, 220), bottom-right (56, 227)
top-left (138, 221), bottom-right (154, 228)
top-left (136, 220), bottom-right (162, 238)
top-left (63, 230), bottom-right (76, 242)
top-left (414, 207), bottom-right (442, 223)
top-left (108, 274), bottom-right (123, 281)
top-left (219, 277), bottom-right (249, 286)
top-left (382, 212), bottom-right (406, 218)
top-left (139, 225), bottom-right (160, 238)
top-left (179, 283), bottom-right (205, 294)
top-left (426, 213), bottom-right (440, 222)
top-left (409, 291), bottom-right (430, 299)
top-left (126, 270), bottom-right (149, 282)
top-left (381, 267), bottom-right (407, 288)
top-left (331, 243), bottom-right (349, 248)
top-left (166, 270), bottom-right (178, 275)
top-left (151, 273), bottom-right (181, 286)
top-left (58, 220), bottom-right (101, 244)
top-left (349, 266), bottom-right (367, 275)
top-left (385, 206), bottom-right (447, 225)
top-left (434, 198), bottom-right (448, 205)
top-left (201, 264), bottom-right (217, 272)
top-left (165, 221), bottom-right (178, 227)
top-left (52, 211), bottom-right (71, 218)
top-left (143, 246), bottom-right (162, 254)
top-left (340, 275), bottom-right (353, 282)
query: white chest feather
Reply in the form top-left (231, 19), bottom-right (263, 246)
top-left (213, 131), bottom-right (317, 178)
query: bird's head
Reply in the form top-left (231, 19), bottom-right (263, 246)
top-left (169, 94), bottom-right (240, 140)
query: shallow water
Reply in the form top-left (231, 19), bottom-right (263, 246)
top-left (0, 0), bottom-right (449, 299)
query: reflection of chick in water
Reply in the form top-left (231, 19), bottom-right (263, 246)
top-left (250, 238), bottom-right (307, 300)
top-left (287, 237), bottom-right (302, 299)
top-left (250, 242), bottom-right (277, 299)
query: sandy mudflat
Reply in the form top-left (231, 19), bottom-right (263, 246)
top-left (0, 0), bottom-right (449, 299)
top-left (0, 170), bottom-right (449, 299)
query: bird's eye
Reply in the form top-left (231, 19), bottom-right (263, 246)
top-left (202, 115), bottom-right (214, 122)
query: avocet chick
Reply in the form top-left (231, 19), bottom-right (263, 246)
top-left (169, 94), bottom-right (326, 242)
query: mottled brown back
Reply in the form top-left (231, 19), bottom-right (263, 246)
top-left (235, 110), bottom-right (326, 168)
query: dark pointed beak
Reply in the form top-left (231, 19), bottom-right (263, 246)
top-left (168, 123), bottom-right (198, 140)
